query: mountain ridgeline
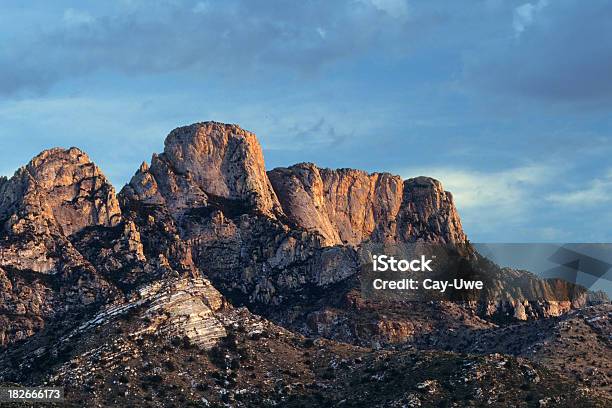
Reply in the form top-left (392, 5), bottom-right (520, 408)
top-left (0, 121), bottom-right (599, 346)
top-left (0, 122), bottom-right (609, 407)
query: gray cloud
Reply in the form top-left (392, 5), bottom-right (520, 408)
top-left (466, 0), bottom-right (612, 104)
top-left (0, 0), bottom-right (414, 96)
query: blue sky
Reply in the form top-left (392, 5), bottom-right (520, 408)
top-left (1, 0), bottom-right (611, 242)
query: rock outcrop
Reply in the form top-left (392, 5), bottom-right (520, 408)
top-left (120, 123), bottom-right (362, 308)
top-left (0, 148), bottom-right (124, 346)
top-left (268, 164), bottom-right (404, 246)
top-left (121, 122), bottom-right (283, 220)
top-left (141, 277), bottom-right (227, 348)
top-left (0, 147), bottom-right (121, 237)
top-left (268, 164), bottom-right (466, 246)
top-left (0, 121), bottom-right (610, 406)
top-left (397, 176), bottom-right (466, 244)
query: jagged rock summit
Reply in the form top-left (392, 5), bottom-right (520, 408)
top-left (268, 163), bottom-right (466, 246)
top-left (0, 148), bottom-right (123, 345)
top-left (121, 122), bottom-right (284, 220)
top-left (117, 121), bottom-right (469, 310)
top-left (123, 121), bottom-right (466, 247)
top-left (0, 147), bottom-right (121, 237)
top-left (1, 121), bottom-right (610, 407)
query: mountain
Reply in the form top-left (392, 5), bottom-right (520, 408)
top-left (0, 148), bottom-right (121, 346)
top-left (0, 122), bottom-right (609, 407)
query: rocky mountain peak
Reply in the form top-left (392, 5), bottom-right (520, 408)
top-left (121, 122), bottom-right (283, 219)
top-left (138, 161), bottom-right (149, 173)
top-left (0, 147), bottom-right (121, 237)
top-left (122, 122), bottom-right (466, 246)
top-left (397, 176), bottom-right (467, 243)
top-left (268, 164), bottom-right (466, 246)
top-left (163, 122), bottom-right (282, 216)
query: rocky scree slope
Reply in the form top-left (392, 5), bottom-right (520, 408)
top-left (3, 305), bottom-right (608, 407)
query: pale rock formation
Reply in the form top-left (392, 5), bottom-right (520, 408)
top-left (65, 276), bottom-right (228, 349)
top-left (268, 164), bottom-right (466, 246)
top-left (121, 122), bottom-right (283, 219)
top-left (143, 277), bottom-right (227, 348)
top-left (0, 147), bottom-right (121, 237)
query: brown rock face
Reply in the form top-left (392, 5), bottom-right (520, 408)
top-left (397, 176), bottom-right (467, 244)
top-left (268, 164), bottom-right (466, 246)
top-left (0, 148), bottom-right (128, 346)
top-left (268, 164), bottom-right (403, 246)
top-left (121, 122), bottom-right (283, 219)
top-left (2, 121), bottom-right (600, 353)
top-left (2, 121), bottom-right (610, 407)
top-left (0, 147), bottom-right (121, 237)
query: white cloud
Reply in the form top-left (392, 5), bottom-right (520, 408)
top-left (535, 226), bottom-right (569, 241)
top-left (403, 164), bottom-right (554, 211)
top-left (63, 9), bottom-right (93, 26)
top-left (362, 0), bottom-right (410, 21)
top-left (400, 164), bottom-right (559, 238)
top-left (192, 1), bottom-right (210, 14)
top-left (548, 171), bottom-right (612, 206)
top-left (513, 0), bottom-right (548, 36)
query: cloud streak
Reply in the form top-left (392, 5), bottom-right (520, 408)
top-left (404, 164), bottom-right (555, 212)
top-left (401, 164), bottom-right (563, 241)
top-left (513, 0), bottom-right (548, 37)
top-left (0, 0), bottom-right (415, 96)
top-left (548, 170), bottom-right (612, 207)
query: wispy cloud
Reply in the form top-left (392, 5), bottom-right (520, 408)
top-left (401, 164), bottom-right (561, 239)
top-left (467, 0), bottom-right (612, 104)
top-left (513, 0), bottom-right (548, 37)
top-left (403, 164), bottom-right (555, 212)
top-left (63, 8), bottom-right (94, 26)
top-left (362, 0), bottom-right (410, 21)
top-left (548, 170), bottom-right (612, 206)
top-left (274, 117), bottom-right (352, 151)
top-left (0, 0), bottom-right (419, 97)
